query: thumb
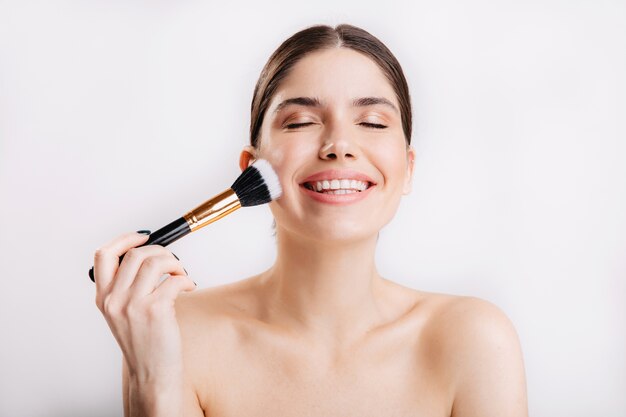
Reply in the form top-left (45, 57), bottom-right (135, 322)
top-left (156, 274), bottom-right (197, 300)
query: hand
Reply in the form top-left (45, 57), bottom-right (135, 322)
top-left (93, 231), bottom-right (197, 383)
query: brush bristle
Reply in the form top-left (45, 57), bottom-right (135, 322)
top-left (230, 159), bottom-right (282, 207)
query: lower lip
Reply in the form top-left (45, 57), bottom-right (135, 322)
top-left (299, 184), bottom-right (376, 205)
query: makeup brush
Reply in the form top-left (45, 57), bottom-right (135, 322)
top-left (88, 159), bottom-right (281, 282)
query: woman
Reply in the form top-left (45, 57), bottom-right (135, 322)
top-left (93, 24), bottom-right (528, 416)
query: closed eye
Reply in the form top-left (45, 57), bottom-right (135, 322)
top-left (285, 122), bottom-right (387, 129)
top-left (360, 122), bottom-right (387, 129)
top-left (285, 122), bottom-right (315, 129)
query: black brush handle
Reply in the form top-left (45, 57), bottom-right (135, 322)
top-left (88, 217), bottom-right (192, 282)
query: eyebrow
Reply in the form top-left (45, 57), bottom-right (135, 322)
top-left (272, 96), bottom-right (399, 115)
top-left (352, 96), bottom-right (399, 114)
top-left (272, 97), bottom-right (322, 115)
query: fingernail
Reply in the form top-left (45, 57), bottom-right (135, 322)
top-left (136, 230), bottom-right (151, 235)
top-left (172, 253), bottom-right (180, 260)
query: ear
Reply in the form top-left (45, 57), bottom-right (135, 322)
top-left (239, 146), bottom-right (257, 171)
top-left (402, 146), bottom-right (416, 195)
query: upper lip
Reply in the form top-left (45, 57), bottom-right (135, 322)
top-left (299, 169), bottom-right (377, 185)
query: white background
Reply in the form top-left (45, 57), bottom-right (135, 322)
top-left (1, 1), bottom-right (624, 416)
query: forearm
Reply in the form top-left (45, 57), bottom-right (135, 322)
top-left (127, 377), bottom-right (183, 417)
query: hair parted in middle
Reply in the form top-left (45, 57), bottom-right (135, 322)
top-left (249, 23), bottom-right (413, 149)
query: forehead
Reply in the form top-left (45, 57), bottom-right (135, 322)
top-left (269, 47), bottom-right (398, 111)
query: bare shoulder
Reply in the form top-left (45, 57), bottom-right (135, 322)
top-left (174, 274), bottom-right (262, 334)
top-left (171, 276), bottom-right (264, 413)
top-left (415, 292), bottom-right (528, 417)
top-left (425, 294), bottom-right (521, 348)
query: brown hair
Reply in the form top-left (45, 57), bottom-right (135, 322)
top-left (249, 23), bottom-right (413, 148)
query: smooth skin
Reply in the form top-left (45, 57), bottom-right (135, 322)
top-left (94, 47), bottom-right (528, 417)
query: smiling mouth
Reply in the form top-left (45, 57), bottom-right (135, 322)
top-left (301, 180), bottom-right (374, 194)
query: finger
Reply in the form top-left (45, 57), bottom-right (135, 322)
top-left (129, 253), bottom-right (187, 297)
top-left (93, 231), bottom-right (151, 292)
top-left (112, 245), bottom-right (173, 292)
top-left (153, 274), bottom-right (197, 301)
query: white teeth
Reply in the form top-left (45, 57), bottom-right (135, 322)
top-left (325, 189), bottom-right (357, 195)
top-left (307, 178), bottom-right (370, 193)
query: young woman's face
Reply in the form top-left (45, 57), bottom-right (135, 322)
top-left (245, 47), bottom-right (415, 243)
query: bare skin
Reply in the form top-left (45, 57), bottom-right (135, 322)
top-left (99, 47), bottom-right (527, 416)
top-left (170, 274), bottom-right (527, 416)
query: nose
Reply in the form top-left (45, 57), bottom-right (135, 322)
top-left (318, 128), bottom-right (358, 161)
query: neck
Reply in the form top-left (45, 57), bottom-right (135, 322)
top-left (259, 225), bottom-right (389, 345)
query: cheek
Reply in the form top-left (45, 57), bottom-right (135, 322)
top-left (257, 137), bottom-right (289, 179)
top-left (264, 141), bottom-right (310, 224)
top-left (373, 143), bottom-right (408, 187)
top-left (259, 138), bottom-right (316, 193)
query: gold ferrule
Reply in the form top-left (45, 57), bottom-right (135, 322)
top-left (183, 188), bottom-right (242, 232)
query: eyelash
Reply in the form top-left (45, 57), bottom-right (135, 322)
top-left (285, 122), bottom-right (387, 129)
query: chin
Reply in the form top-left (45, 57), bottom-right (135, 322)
top-left (301, 223), bottom-right (379, 245)
top-left (272, 210), bottom-right (394, 244)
